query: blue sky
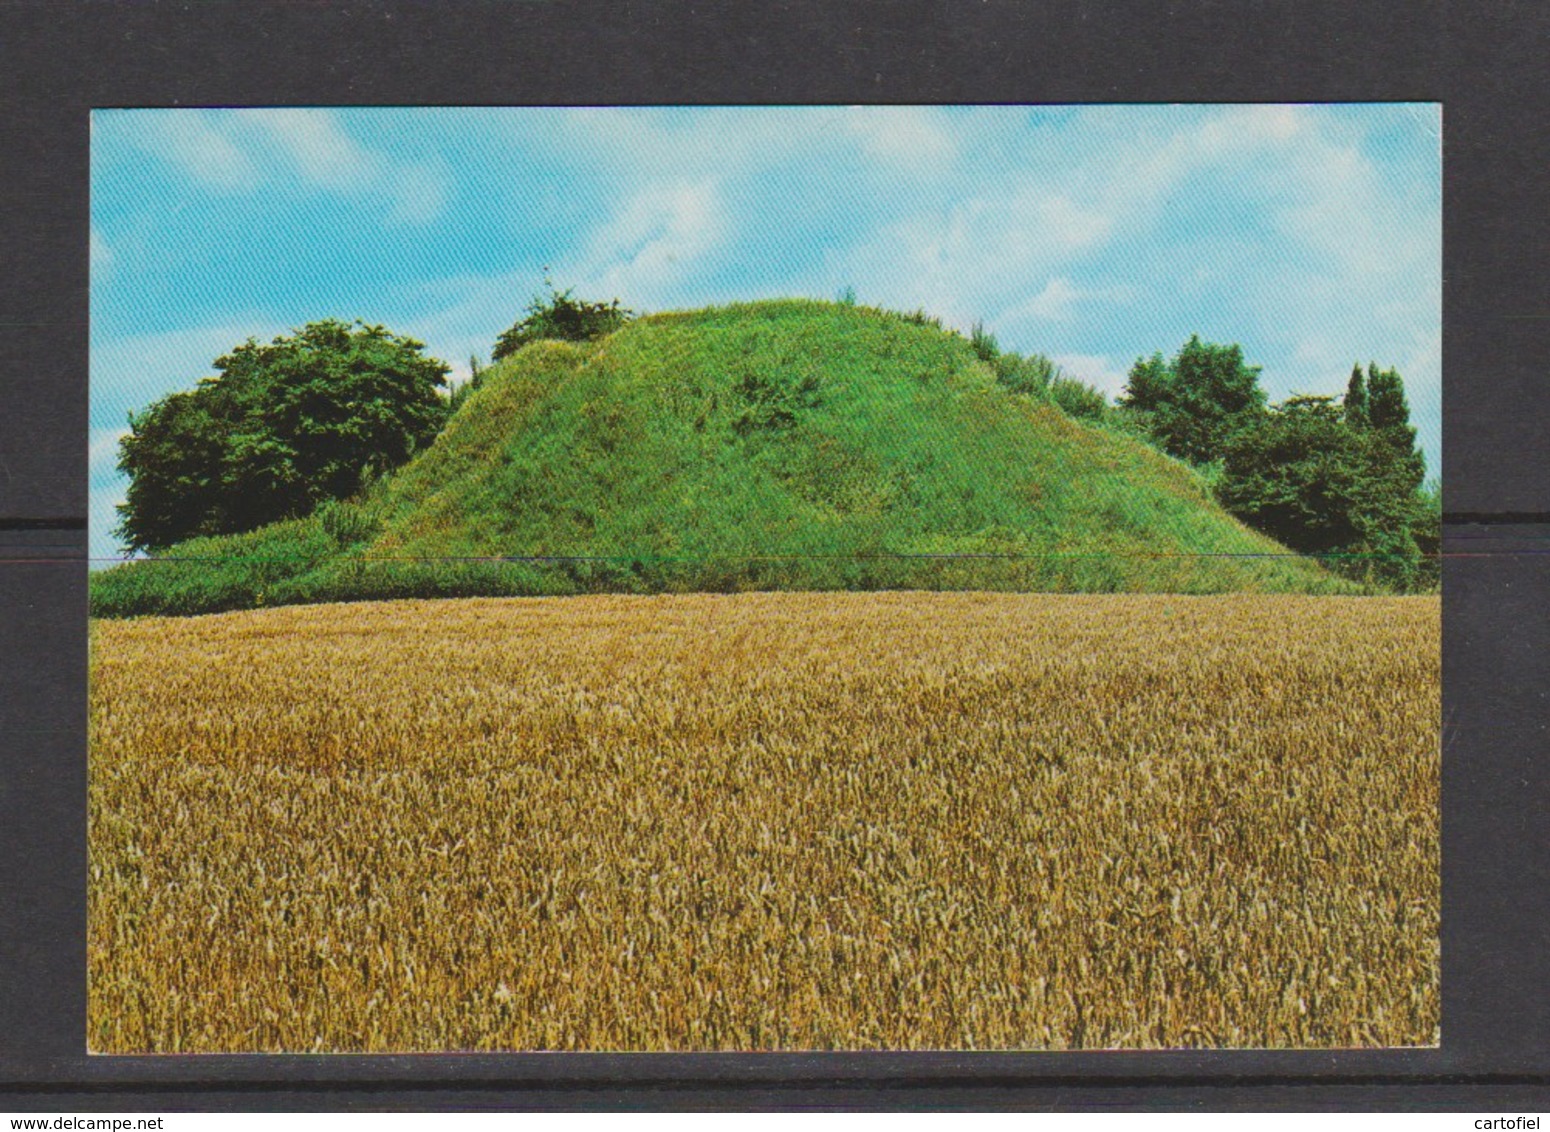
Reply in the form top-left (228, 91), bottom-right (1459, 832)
top-left (91, 104), bottom-right (1442, 561)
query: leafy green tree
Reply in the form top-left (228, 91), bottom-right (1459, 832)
top-left (115, 390), bottom-right (230, 553)
top-left (1216, 396), bottom-right (1362, 555)
top-left (1119, 335), bottom-right (1267, 464)
top-left (1121, 352), bottom-right (1170, 412)
top-left (492, 277), bottom-right (633, 361)
top-left (1215, 392), bottom-right (1428, 589)
top-left (1361, 363), bottom-right (1426, 495)
top-left (115, 320), bottom-right (449, 553)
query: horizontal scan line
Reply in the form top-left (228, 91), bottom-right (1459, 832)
top-left (83, 551), bottom-right (1459, 565)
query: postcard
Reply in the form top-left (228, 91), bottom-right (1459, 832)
top-left (87, 105), bottom-right (1441, 1052)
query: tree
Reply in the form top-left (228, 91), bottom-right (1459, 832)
top-left (1216, 396), bottom-right (1364, 556)
top-left (1119, 335), bottom-right (1267, 464)
top-left (491, 277), bottom-right (633, 362)
top-left (1344, 364), bottom-right (1368, 427)
top-left (1366, 362), bottom-right (1425, 467)
top-left (115, 390), bottom-right (230, 552)
top-left (1363, 363), bottom-right (1426, 493)
top-left (1121, 352), bottom-right (1170, 414)
top-left (1215, 392), bottom-right (1428, 589)
top-left (1367, 362), bottom-right (1406, 430)
top-left (115, 320), bottom-right (450, 553)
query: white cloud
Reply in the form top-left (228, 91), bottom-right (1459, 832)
top-left (829, 179), bottom-right (1123, 338)
top-left (90, 483), bottom-right (131, 564)
top-left (387, 162), bottom-right (451, 226)
top-left (1002, 277), bottom-right (1134, 323)
top-left (842, 106), bottom-right (955, 167)
top-left (89, 425), bottom-right (133, 560)
top-left (1194, 103), bottom-right (1304, 153)
top-left (130, 111), bottom-right (259, 191)
top-left (1022, 277), bottom-right (1084, 321)
top-left (552, 107), bottom-right (844, 173)
top-left (120, 109), bottom-right (449, 224)
top-left (235, 109), bottom-right (377, 191)
top-left (397, 269), bottom-right (534, 364)
top-left (1020, 191), bottom-right (1115, 252)
top-left (575, 180), bottom-right (729, 307)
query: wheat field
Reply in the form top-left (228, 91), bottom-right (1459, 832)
top-left (88, 592), bottom-right (1440, 1052)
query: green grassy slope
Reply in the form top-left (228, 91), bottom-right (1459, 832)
top-left (91, 300), bottom-right (1354, 616)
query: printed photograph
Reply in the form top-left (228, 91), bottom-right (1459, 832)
top-left (88, 105), bottom-right (1441, 1052)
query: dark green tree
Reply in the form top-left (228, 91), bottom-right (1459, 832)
top-left (1365, 363), bottom-right (1426, 492)
top-left (115, 389), bottom-right (230, 553)
top-left (1367, 362), bottom-right (1419, 440)
top-left (115, 320), bottom-right (450, 553)
top-left (1367, 363), bottom-right (1401, 428)
top-left (1216, 396), bottom-right (1361, 555)
top-left (1119, 335), bottom-right (1267, 464)
top-left (1215, 392), bottom-right (1428, 589)
top-left (492, 277), bottom-right (633, 362)
top-left (1344, 364), bottom-right (1368, 427)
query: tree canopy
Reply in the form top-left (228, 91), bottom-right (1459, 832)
top-left (1214, 374), bottom-right (1429, 588)
top-left (1118, 335), bottom-right (1268, 464)
top-left (1111, 333), bottom-right (1433, 589)
top-left (115, 320), bottom-right (449, 553)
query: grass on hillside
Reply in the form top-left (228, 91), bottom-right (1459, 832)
top-left (89, 592), bottom-right (1440, 1051)
top-left (91, 300), bottom-right (1356, 618)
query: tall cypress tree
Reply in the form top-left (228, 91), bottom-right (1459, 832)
top-left (1344, 363), bottom-right (1369, 427)
top-left (1367, 364), bottom-right (1411, 433)
top-left (1365, 364), bottom-right (1426, 498)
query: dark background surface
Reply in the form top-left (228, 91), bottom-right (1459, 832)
top-left (1, 0), bottom-right (1546, 1111)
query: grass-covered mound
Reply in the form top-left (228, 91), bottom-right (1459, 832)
top-left (92, 300), bottom-right (1354, 616)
